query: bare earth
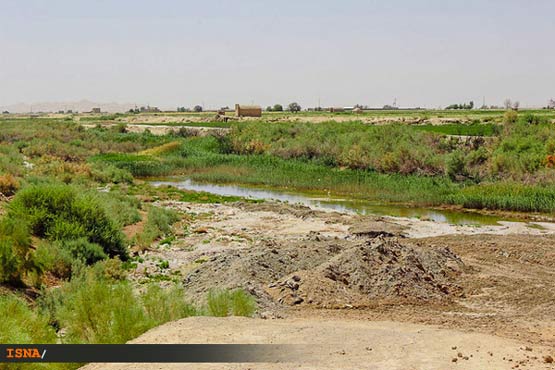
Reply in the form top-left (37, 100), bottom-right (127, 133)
top-left (81, 317), bottom-right (554, 370)
top-left (86, 200), bottom-right (555, 369)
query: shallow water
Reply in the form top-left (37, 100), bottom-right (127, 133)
top-left (149, 178), bottom-right (514, 226)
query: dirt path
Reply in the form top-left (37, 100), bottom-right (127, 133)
top-left (80, 317), bottom-right (554, 370)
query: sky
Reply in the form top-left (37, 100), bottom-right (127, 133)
top-left (1, 0), bottom-right (554, 109)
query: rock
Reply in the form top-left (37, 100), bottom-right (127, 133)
top-left (452, 358), bottom-right (458, 363)
top-left (544, 355), bottom-right (554, 364)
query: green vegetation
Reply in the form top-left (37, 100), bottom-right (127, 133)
top-left (134, 205), bottom-right (180, 249)
top-left (206, 288), bottom-right (257, 317)
top-left (7, 184), bottom-right (128, 259)
top-left (0, 294), bottom-right (57, 343)
top-left (414, 122), bottom-right (501, 136)
top-left (2, 110), bottom-right (555, 370)
top-left (0, 117), bottom-right (260, 370)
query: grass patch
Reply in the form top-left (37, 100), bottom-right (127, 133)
top-left (206, 288), bottom-right (257, 317)
top-left (134, 205), bottom-right (180, 249)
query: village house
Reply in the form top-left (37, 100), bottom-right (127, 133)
top-left (235, 104), bottom-right (262, 117)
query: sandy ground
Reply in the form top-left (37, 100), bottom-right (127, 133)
top-left (85, 200), bottom-right (555, 370)
top-left (80, 317), bottom-right (554, 370)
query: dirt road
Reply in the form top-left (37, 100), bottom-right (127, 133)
top-left (80, 317), bottom-right (554, 370)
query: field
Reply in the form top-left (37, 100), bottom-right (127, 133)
top-left (1, 109), bottom-right (555, 369)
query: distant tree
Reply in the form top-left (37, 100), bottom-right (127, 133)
top-left (548, 99), bottom-right (555, 109)
top-left (266, 106), bottom-right (273, 112)
top-left (512, 101), bottom-right (520, 110)
top-left (288, 102), bottom-right (301, 113)
top-left (469, 101), bottom-right (474, 109)
top-left (193, 105), bottom-right (203, 113)
top-left (273, 104), bottom-right (283, 112)
top-left (503, 99), bottom-right (512, 110)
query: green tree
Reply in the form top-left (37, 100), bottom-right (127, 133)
top-left (288, 102), bottom-right (301, 113)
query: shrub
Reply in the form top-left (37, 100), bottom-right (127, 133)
top-left (54, 274), bottom-right (150, 343)
top-left (0, 173), bottom-right (20, 196)
top-left (0, 219), bottom-right (39, 285)
top-left (0, 294), bottom-right (56, 343)
top-left (42, 268), bottom-right (195, 345)
top-left (503, 110), bottom-right (518, 124)
top-left (63, 238), bottom-right (107, 265)
top-left (7, 184), bottom-right (127, 259)
top-left (34, 241), bottom-right (74, 280)
top-left (141, 284), bottom-right (197, 325)
top-left (229, 289), bottom-right (257, 316)
top-left (90, 153), bottom-right (172, 177)
top-left (206, 289), bottom-right (257, 317)
top-left (446, 150), bottom-right (468, 181)
top-left (90, 163), bottom-right (133, 184)
top-left (134, 206), bottom-right (180, 249)
top-left (522, 113), bottom-right (548, 125)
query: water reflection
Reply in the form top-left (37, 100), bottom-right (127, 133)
top-left (150, 179), bottom-right (506, 226)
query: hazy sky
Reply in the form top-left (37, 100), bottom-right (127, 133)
top-left (1, 0), bottom-right (554, 109)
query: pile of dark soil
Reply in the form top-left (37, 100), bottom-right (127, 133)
top-left (268, 237), bottom-right (465, 308)
top-left (183, 231), bottom-right (466, 309)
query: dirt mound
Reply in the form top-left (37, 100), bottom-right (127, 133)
top-left (268, 238), bottom-right (465, 307)
top-left (183, 234), bottom-right (465, 310)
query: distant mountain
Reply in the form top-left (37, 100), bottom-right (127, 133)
top-left (0, 100), bottom-right (141, 113)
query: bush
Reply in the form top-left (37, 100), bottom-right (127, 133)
top-left (0, 219), bottom-right (39, 285)
top-left (90, 153), bottom-right (172, 177)
top-left (503, 110), bottom-right (518, 124)
top-left (0, 173), bottom-right (20, 196)
top-left (141, 284), bottom-right (197, 325)
top-left (34, 241), bottom-right (75, 280)
top-left (7, 184), bottom-right (128, 259)
top-left (63, 238), bottom-right (107, 265)
top-left (42, 267), bottom-right (195, 344)
top-left (446, 150), bottom-right (468, 181)
top-left (54, 274), bottom-right (151, 343)
top-left (134, 206), bottom-right (180, 249)
top-left (0, 294), bottom-right (56, 343)
top-left (206, 289), bottom-right (257, 317)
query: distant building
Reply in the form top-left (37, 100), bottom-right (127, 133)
top-left (235, 104), bottom-right (262, 117)
top-left (92, 107), bottom-right (101, 114)
top-left (329, 107), bottom-right (344, 113)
